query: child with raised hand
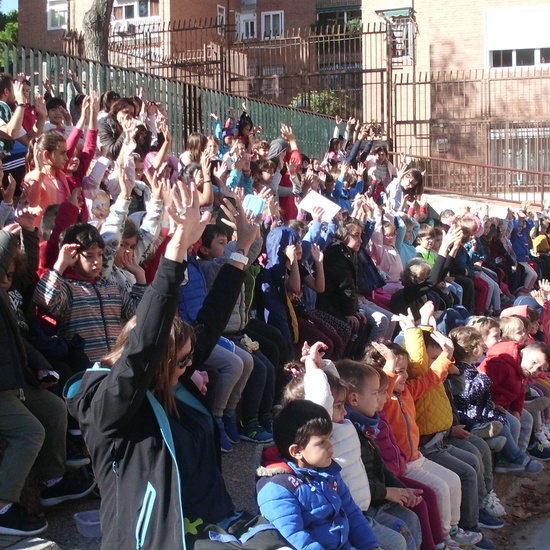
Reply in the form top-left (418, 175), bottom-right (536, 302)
top-left (400, 304), bottom-right (499, 548)
top-left (361, 350), bottom-right (448, 550)
top-left (380, 309), bottom-right (483, 549)
top-left (295, 341), bottom-right (416, 550)
top-left (256, 399), bottom-right (379, 550)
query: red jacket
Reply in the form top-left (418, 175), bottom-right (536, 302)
top-left (477, 340), bottom-right (526, 414)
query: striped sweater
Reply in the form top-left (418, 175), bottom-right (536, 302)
top-left (33, 270), bottom-right (146, 362)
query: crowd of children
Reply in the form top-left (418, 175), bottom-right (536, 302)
top-left (1, 74), bottom-right (550, 549)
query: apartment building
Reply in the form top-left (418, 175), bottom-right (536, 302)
top-left (361, 0), bottom-right (550, 171)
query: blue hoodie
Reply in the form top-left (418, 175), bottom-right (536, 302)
top-left (258, 226), bottom-right (301, 344)
top-left (257, 459), bottom-right (378, 550)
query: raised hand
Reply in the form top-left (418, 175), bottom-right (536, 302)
top-left (280, 123), bottom-right (295, 142)
top-left (14, 206), bottom-right (38, 232)
top-left (53, 243), bottom-right (81, 274)
top-left (34, 94), bottom-right (47, 119)
top-left (301, 341), bottom-right (327, 370)
top-left (310, 243), bottom-right (324, 263)
top-left (430, 330), bottom-right (454, 359)
top-left (220, 195), bottom-right (260, 253)
top-left (166, 180), bottom-right (212, 256)
top-left (68, 187), bottom-right (84, 209)
top-left (391, 308), bottom-right (416, 331)
top-left (0, 173), bottom-right (16, 204)
top-left (121, 250), bottom-right (146, 283)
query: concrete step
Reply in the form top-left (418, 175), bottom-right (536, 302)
top-left (0, 535), bottom-right (59, 549)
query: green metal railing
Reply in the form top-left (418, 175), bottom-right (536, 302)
top-left (1, 41), bottom-right (335, 157)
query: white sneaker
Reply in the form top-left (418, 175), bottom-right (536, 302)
top-left (535, 430), bottom-right (550, 448)
top-left (482, 490), bottom-right (506, 517)
top-left (450, 527), bottom-right (483, 547)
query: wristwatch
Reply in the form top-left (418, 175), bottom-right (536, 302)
top-left (229, 251), bottom-right (249, 265)
top-left (16, 103), bottom-right (25, 107)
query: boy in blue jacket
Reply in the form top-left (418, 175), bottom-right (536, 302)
top-left (256, 399), bottom-right (378, 550)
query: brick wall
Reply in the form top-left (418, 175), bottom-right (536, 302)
top-left (256, 0), bottom-right (316, 36)
top-left (19, 0), bottom-right (65, 52)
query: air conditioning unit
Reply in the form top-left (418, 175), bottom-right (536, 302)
top-left (116, 21), bottom-right (136, 36)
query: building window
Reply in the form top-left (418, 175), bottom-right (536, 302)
top-left (491, 50), bottom-right (513, 68)
top-left (316, 10), bottom-right (362, 27)
top-left (47, 0), bottom-right (68, 30)
top-left (239, 14), bottom-right (257, 40)
top-left (490, 48), bottom-right (548, 68)
top-left (375, 9), bottom-right (416, 60)
top-left (262, 11), bottom-right (284, 39)
top-left (217, 5), bottom-right (226, 35)
top-left (390, 17), bottom-right (415, 59)
top-left (113, 1), bottom-right (160, 20)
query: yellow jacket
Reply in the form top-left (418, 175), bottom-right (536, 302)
top-left (404, 327), bottom-right (453, 436)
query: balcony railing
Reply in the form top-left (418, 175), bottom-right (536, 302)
top-left (403, 153), bottom-right (550, 205)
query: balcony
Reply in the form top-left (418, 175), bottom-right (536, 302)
top-left (316, 0), bottom-right (360, 10)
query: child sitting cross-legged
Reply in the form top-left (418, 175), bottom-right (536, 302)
top-left (256, 398), bottom-right (379, 550)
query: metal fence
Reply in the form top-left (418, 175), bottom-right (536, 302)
top-left (64, 20), bottom-right (390, 122)
top-left (0, 40), bottom-right (335, 158)
top-left (390, 67), bottom-right (550, 167)
top-left (405, 153), bottom-right (550, 205)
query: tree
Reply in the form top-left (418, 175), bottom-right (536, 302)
top-left (83, 0), bottom-right (115, 63)
top-left (0, 10), bottom-right (18, 43)
top-left (290, 90), bottom-right (348, 117)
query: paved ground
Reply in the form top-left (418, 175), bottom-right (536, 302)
top-left (3, 440), bottom-right (550, 549)
top-left (0, 440), bottom-right (259, 550)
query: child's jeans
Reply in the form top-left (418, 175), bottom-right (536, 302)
top-left (506, 410), bottom-right (533, 451)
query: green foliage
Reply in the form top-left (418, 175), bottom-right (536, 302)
top-left (290, 90), bottom-right (348, 117)
top-left (346, 19), bottom-right (363, 34)
top-left (0, 10), bottom-right (17, 43)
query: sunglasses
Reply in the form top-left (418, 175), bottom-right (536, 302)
top-left (177, 348), bottom-right (194, 369)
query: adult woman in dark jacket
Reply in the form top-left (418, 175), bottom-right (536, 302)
top-left (66, 188), bottom-right (282, 549)
top-left (98, 97), bottom-right (151, 160)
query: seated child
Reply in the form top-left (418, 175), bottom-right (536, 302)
top-left (33, 223), bottom-right (146, 362)
top-left (338, 358), bottom-right (449, 550)
top-left (285, 341), bottom-right (417, 550)
top-left (479, 331), bottom-right (550, 461)
top-left (398, 307), bottom-right (498, 548)
top-left (256, 399), bottom-right (379, 550)
top-left (375, 313), bottom-right (483, 549)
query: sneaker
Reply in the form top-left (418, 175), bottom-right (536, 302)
top-left (216, 417), bottom-right (233, 453)
top-left (259, 413), bottom-right (273, 434)
top-left (535, 430), bottom-right (550, 448)
top-left (527, 441), bottom-right (550, 461)
top-left (223, 410), bottom-right (241, 444)
top-left (478, 508), bottom-right (505, 529)
top-left (470, 421), bottom-right (503, 439)
top-left (239, 418), bottom-right (274, 443)
top-left (493, 459), bottom-right (524, 473)
top-left (0, 503), bottom-right (48, 536)
top-left (482, 490), bottom-right (506, 517)
top-left (66, 434), bottom-right (91, 468)
top-left (40, 475), bottom-right (96, 507)
top-left (471, 534), bottom-right (496, 550)
top-left (450, 526), bottom-right (483, 546)
top-left (443, 536), bottom-right (462, 549)
top-left (522, 457), bottom-right (544, 474)
top-left (485, 435), bottom-right (506, 453)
